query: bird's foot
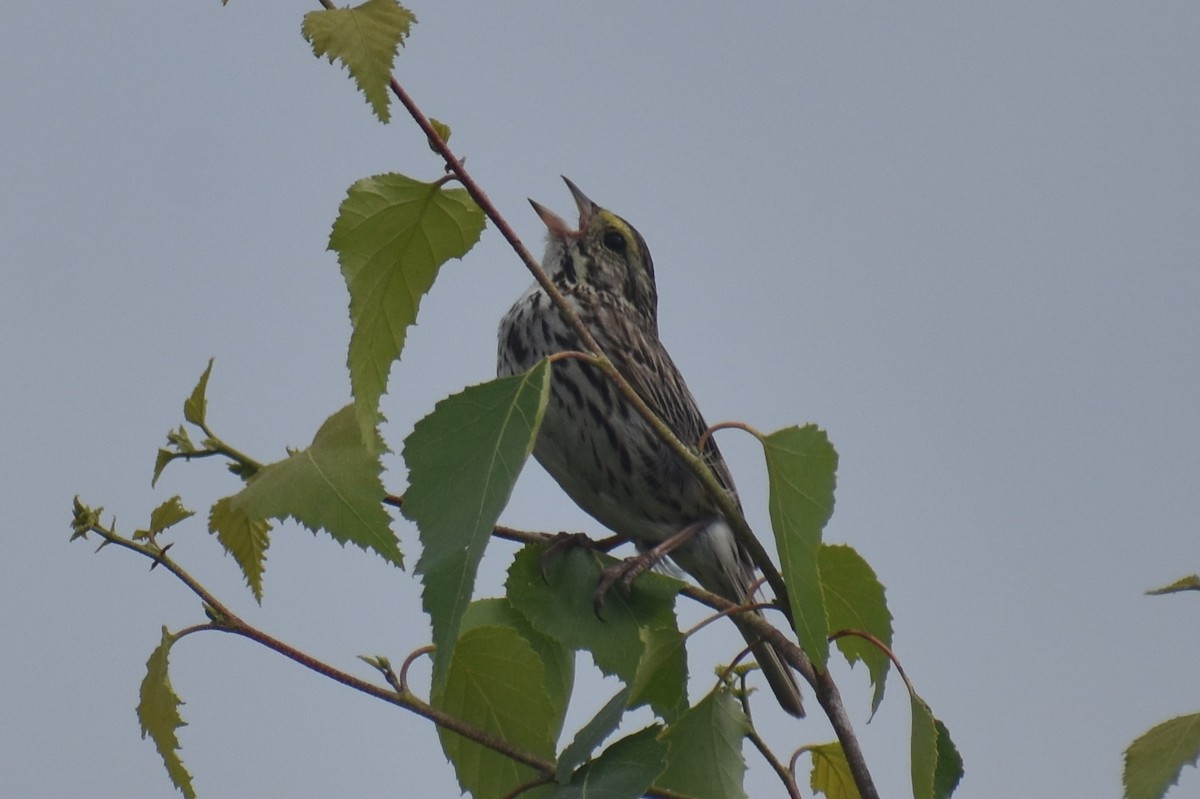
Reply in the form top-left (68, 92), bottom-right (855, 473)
top-left (593, 556), bottom-right (653, 617)
top-left (592, 521), bottom-right (707, 618)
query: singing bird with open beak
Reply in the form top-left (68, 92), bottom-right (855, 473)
top-left (497, 178), bottom-right (805, 717)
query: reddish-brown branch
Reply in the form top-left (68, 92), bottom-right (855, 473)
top-left (84, 520), bottom-right (558, 779)
top-left (739, 677), bottom-right (804, 799)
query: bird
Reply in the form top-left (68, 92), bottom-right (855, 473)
top-left (497, 177), bottom-right (804, 717)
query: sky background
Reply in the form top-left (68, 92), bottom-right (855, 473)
top-left (3, 2), bottom-right (1199, 797)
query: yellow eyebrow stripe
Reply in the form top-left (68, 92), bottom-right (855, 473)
top-left (598, 211), bottom-right (635, 242)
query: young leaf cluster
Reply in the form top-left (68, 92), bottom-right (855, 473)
top-left (155, 362), bottom-right (402, 602)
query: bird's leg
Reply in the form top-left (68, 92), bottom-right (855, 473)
top-left (593, 520), bottom-right (707, 617)
top-left (539, 531), bottom-right (623, 582)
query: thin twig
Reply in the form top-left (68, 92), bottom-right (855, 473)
top-left (83, 520), bottom-right (558, 779)
top-left (733, 670), bottom-right (803, 799)
top-left (813, 670), bottom-right (879, 799)
top-left (747, 722), bottom-right (804, 799)
top-left (716, 643), bottom-right (756, 690)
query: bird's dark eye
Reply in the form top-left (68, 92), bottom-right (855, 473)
top-left (602, 230), bottom-right (627, 253)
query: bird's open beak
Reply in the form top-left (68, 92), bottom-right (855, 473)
top-left (529, 176), bottom-right (597, 238)
top-left (528, 198), bottom-right (573, 238)
top-left (561, 176), bottom-right (596, 225)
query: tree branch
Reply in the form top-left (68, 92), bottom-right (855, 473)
top-left (81, 510), bottom-right (713, 799)
top-left (738, 676), bottom-right (804, 799)
top-left (78, 519), bottom-right (558, 780)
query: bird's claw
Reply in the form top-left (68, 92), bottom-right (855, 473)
top-left (592, 555), bottom-right (654, 619)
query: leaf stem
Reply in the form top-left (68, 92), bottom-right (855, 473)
top-left (829, 628), bottom-right (915, 695)
top-left (697, 420), bottom-right (763, 455)
top-left (499, 777), bottom-right (555, 799)
top-left (398, 644), bottom-right (434, 694)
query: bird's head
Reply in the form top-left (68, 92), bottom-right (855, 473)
top-left (530, 177), bottom-right (658, 319)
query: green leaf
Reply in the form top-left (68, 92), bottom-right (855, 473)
top-left (134, 496), bottom-right (195, 541)
top-left (549, 727), bottom-right (669, 799)
top-left (151, 449), bottom-right (175, 488)
top-left (152, 496), bottom-right (193, 532)
top-left (655, 687), bottom-right (750, 799)
top-left (208, 497), bottom-right (272, 602)
top-left (463, 599), bottom-right (574, 742)
top-left (505, 543), bottom-right (685, 718)
top-left (758, 424), bottom-right (837, 669)
top-left (405, 367), bottom-right (550, 684)
top-left (431, 625), bottom-right (557, 799)
top-left (820, 543), bottom-right (893, 713)
top-left (301, 0), bottom-right (414, 123)
top-left (1124, 713), bottom-right (1200, 799)
top-left (209, 404), bottom-right (400, 601)
top-left (329, 173), bottom-right (486, 443)
top-left (1146, 575), bottom-right (1200, 595)
top-left (910, 693), bottom-right (962, 799)
top-left (155, 417), bottom-right (201, 487)
top-left (910, 693), bottom-right (937, 799)
top-left (808, 741), bottom-right (860, 799)
top-left (932, 719), bottom-right (964, 799)
top-left (137, 628), bottom-right (195, 799)
top-left (357, 654), bottom-right (393, 675)
top-left (556, 687), bottom-right (635, 782)
top-left (508, 545), bottom-right (638, 679)
top-left (629, 622), bottom-right (688, 723)
top-left (183, 358), bottom-right (213, 427)
top-left (427, 117), bottom-right (452, 151)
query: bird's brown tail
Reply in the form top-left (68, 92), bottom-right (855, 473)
top-left (731, 612), bottom-right (805, 717)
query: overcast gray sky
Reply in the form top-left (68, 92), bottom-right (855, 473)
top-left (4, 2), bottom-right (1199, 797)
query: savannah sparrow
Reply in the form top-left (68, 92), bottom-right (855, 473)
top-left (497, 178), bottom-right (804, 717)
